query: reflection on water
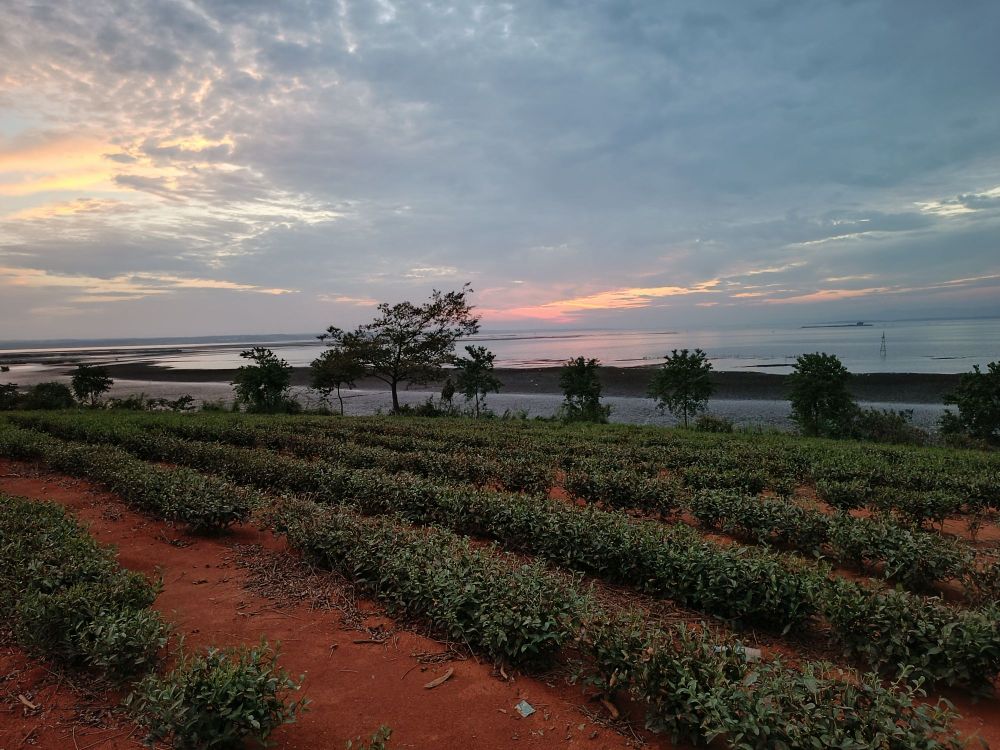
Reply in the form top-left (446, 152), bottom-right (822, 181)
top-left (2, 318), bottom-right (999, 374)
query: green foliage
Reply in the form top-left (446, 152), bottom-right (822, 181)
top-left (578, 612), bottom-right (963, 750)
top-left (310, 346), bottom-right (365, 415)
top-left (452, 345), bottom-right (502, 417)
top-left (274, 497), bottom-right (588, 666)
top-left (0, 421), bottom-right (255, 531)
top-left (648, 348), bottom-right (714, 427)
top-left (71, 363), bottom-right (113, 406)
top-left (320, 285), bottom-right (480, 413)
top-left (558, 356), bottom-right (609, 423)
top-left (942, 360), bottom-right (1000, 442)
top-left (0, 494), bottom-right (166, 679)
top-left (0, 382), bottom-right (20, 410)
top-left (822, 580), bottom-right (1000, 692)
top-left (693, 414), bottom-right (733, 433)
top-left (563, 463), bottom-right (681, 514)
top-left (24, 381), bottom-right (76, 409)
top-left (345, 726), bottom-right (392, 750)
top-left (130, 641), bottom-right (307, 749)
top-left (848, 407), bottom-right (928, 445)
top-left (232, 348), bottom-right (293, 413)
top-left (787, 352), bottom-right (856, 437)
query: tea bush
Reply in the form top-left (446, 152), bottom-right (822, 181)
top-left (130, 641), bottom-right (307, 748)
top-left (0, 421), bottom-right (255, 531)
top-left (0, 494), bottom-right (166, 679)
top-left (272, 497), bottom-right (588, 666)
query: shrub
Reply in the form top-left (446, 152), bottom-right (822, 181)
top-left (849, 407), bottom-right (928, 446)
top-left (24, 381), bottom-right (76, 409)
top-left (692, 414), bottom-right (733, 433)
top-left (130, 641), bottom-right (307, 749)
top-left (0, 494), bottom-right (166, 679)
top-left (346, 727), bottom-right (393, 750)
top-left (941, 361), bottom-right (1000, 443)
top-left (0, 382), bottom-right (20, 410)
top-left (18, 580), bottom-right (165, 678)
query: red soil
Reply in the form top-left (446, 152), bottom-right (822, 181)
top-left (0, 459), bottom-right (644, 750)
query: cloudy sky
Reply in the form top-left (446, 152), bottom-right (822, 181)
top-left (1, 0), bottom-right (998, 339)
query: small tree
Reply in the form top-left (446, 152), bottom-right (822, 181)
top-left (453, 345), bottom-right (502, 417)
top-left (941, 361), bottom-right (1000, 443)
top-left (787, 352), bottom-right (856, 437)
top-left (232, 348), bottom-right (293, 412)
top-left (71, 363), bottom-right (113, 406)
top-left (309, 347), bottom-right (364, 416)
top-left (558, 356), bottom-right (609, 423)
top-left (320, 286), bottom-right (480, 413)
top-left (440, 376), bottom-right (456, 406)
top-left (648, 348), bottom-right (714, 427)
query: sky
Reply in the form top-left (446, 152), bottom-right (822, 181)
top-left (1, 0), bottom-right (999, 340)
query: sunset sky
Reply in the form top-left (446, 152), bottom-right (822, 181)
top-left (1, 1), bottom-right (999, 339)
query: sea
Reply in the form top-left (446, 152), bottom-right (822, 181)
top-left (2, 317), bottom-right (999, 374)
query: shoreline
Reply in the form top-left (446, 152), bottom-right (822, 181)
top-left (82, 361), bottom-right (960, 404)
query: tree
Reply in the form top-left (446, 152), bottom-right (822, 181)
top-left (310, 347), bottom-right (365, 415)
top-left (232, 348), bottom-right (293, 412)
top-left (71, 363), bottom-right (113, 406)
top-left (787, 352), bottom-right (856, 437)
top-left (320, 285), bottom-right (480, 413)
top-left (941, 361), bottom-right (1000, 443)
top-left (558, 356), bottom-right (609, 423)
top-left (648, 348), bottom-right (714, 427)
top-left (453, 345), bottom-right (502, 417)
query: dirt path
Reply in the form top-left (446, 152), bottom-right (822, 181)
top-left (0, 458), bottom-right (644, 750)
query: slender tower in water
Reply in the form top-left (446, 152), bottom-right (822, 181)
top-left (879, 331), bottom-right (887, 358)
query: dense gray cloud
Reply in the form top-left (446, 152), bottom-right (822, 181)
top-left (0, 0), bottom-right (998, 338)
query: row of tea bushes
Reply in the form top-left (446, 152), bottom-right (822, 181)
top-left (0, 421), bottom-right (255, 532)
top-left (0, 493), bottom-right (166, 679)
top-left (10, 412), bottom-right (1000, 691)
top-left (688, 490), bottom-right (975, 592)
top-left (14, 415), bottom-right (824, 629)
top-left (275, 495), bottom-right (963, 750)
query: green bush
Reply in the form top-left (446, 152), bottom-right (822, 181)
top-left (274, 497), bottom-right (588, 666)
top-left (578, 612), bottom-right (963, 749)
top-left (24, 381), bottom-right (76, 409)
top-left (941, 361), bottom-right (1000, 443)
top-left (130, 641), bottom-right (307, 749)
top-left (0, 494), bottom-right (166, 679)
top-left (693, 414), bottom-right (734, 433)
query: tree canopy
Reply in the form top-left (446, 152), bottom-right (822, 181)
top-left (787, 352), bottom-right (856, 437)
top-left (453, 345), bottom-right (502, 417)
top-left (320, 285), bottom-right (479, 413)
top-left (941, 361), bottom-right (1000, 443)
top-left (232, 347), bottom-right (293, 412)
top-left (71, 363), bottom-right (113, 406)
top-left (558, 356), bottom-right (609, 423)
top-left (648, 348), bottom-right (714, 427)
top-left (310, 346), bottom-right (365, 415)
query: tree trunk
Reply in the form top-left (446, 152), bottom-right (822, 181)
top-left (336, 387), bottom-right (344, 416)
top-left (391, 381), bottom-right (400, 413)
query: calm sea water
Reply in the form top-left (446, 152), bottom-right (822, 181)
top-left (2, 318), bottom-right (998, 374)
